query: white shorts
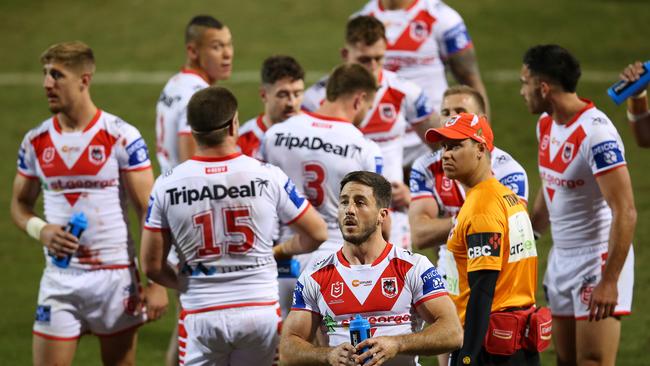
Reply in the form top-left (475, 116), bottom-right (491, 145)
top-left (543, 243), bottom-right (634, 319)
top-left (33, 265), bottom-right (145, 340)
top-left (179, 303), bottom-right (281, 366)
top-left (389, 210), bottom-right (412, 250)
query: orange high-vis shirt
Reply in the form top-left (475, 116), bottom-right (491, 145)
top-left (446, 178), bottom-right (537, 325)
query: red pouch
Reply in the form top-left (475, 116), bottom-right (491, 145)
top-left (524, 306), bottom-right (552, 352)
top-left (483, 310), bottom-right (528, 356)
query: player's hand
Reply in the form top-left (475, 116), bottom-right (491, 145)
top-left (326, 342), bottom-right (356, 366)
top-left (391, 181), bottom-right (411, 210)
top-left (354, 336), bottom-right (400, 365)
top-left (40, 224), bottom-right (79, 257)
top-left (143, 282), bottom-right (169, 321)
top-left (587, 278), bottom-right (618, 321)
top-left (620, 61), bottom-right (647, 96)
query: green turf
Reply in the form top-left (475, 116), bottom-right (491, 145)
top-left (1, 0), bottom-right (649, 365)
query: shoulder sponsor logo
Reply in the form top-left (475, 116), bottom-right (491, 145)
top-left (273, 132), bottom-right (362, 158)
top-left (443, 23), bottom-right (471, 54)
top-left (379, 103), bottom-right (397, 122)
top-left (499, 172), bottom-right (526, 196)
top-left (381, 277), bottom-right (399, 298)
top-left (592, 140), bottom-right (624, 170)
top-left (166, 180), bottom-right (259, 205)
top-left (284, 178), bottom-right (305, 208)
top-left (414, 93), bottom-right (433, 119)
top-left (17, 147), bottom-right (28, 170)
top-left (421, 266), bottom-right (445, 294)
top-left (331, 281), bottom-right (344, 298)
top-left (145, 195), bottom-right (154, 224)
top-left (42, 147), bottom-right (55, 164)
top-left (89, 145), bottom-right (106, 165)
top-left (292, 281), bottom-right (306, 308)
top-left (125, 137), bottom-right (149, 166)
top-left (467, 232), bottom-right (501, 259)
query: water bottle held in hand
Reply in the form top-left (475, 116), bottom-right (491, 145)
top-left (51, 212), bottom-right (88, 268)
top-left (277, 258), bottom-right (301, 278)
top-left (608, 61), bottom-right (650, 105)
top-left (349, 314), bottom-right (372, 362)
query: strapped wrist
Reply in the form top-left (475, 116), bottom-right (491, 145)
top-left (26, 216), bottom-right (47, 241)
top-left (626, 109), bottom-right (650, 123)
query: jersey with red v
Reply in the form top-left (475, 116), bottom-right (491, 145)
top-left (386, 10), bottom-right (436, 52)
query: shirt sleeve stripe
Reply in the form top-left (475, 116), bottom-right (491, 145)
top-left (143, 225), bottom-right (170, 232)
top-left (593, 163), bottom-right (627, 177)
top-left (285, 201), bottom-right (312, 226)
top-left (414, 291), bottom-right (448, 307)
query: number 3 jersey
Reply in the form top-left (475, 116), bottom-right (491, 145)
top-left (292, 243), bottom-right (447, 366)
top-left (144, 152), bottom-right (310, 310)
top-left (536, 100), bottom-right (627, 249)
top-left (17, 109), bottom-right (151, 270)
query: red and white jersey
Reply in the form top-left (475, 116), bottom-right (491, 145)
top-left (260, 112), bottom-right (383, 248)
top-left (155, 69), bottom-right (209, 173)
top-left (144, 153), bottom-right (310, 310)
top-left (410, 146), bottom-right (529, 213)
top-left (236, 114), bottom-right (268, 158)
top-left (17, 109), bottom-right (152, 270)
top-left (356, 0), bottom-right (473, 107)
top-left (536, 100), bottom-right (626, 249)
top-left (302, 70), bottom-right (432, 182)
top-left (292, 243), bottom-right (447, 366)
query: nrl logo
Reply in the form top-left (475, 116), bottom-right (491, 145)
top-left (42, 147), bottom-right (55, 164)
top-left (331, 281), bottom-right (344, 298)
top-left (381, 277), bottom-right (398, 298)
top-left (89, 145), bottom-right (106, 165)
top-left (378, 103), bottom-right (396, 123)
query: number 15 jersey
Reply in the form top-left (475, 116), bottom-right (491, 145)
top-left (144, 152), bottom-right (310, 311)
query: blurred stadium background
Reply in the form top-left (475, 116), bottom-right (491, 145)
top-left (0, 0), bottom-right (648, 364)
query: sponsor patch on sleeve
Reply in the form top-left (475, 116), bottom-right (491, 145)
top-left (466, 232), bottom-right (501, 259)
top-left (409, 168), bottom-right (432, 194)
top-left (284, 178), bottom-right (306, 208)
top-left (375, 156), bottom-right (383, 174)
top-left (35, 305), bottom-right (51, 323)
top-left (443, 23), bottom-right (472, 55)
top-left (592, 140), bottom-right (624, 170)
top-left (145, 195), bottom-right (154, 224)
top-left (414, 93), bottom-right (433, 120)
top-left (292, 281), bottom-right (306, 308)
top-left (126, 137), bottom-right (150, 166)
top-left (499, 172), bottom-right (526, 198)
top-left (17, 146), bottom-right (28, 170)
top-left (421, 266), bottom-right (445, 294)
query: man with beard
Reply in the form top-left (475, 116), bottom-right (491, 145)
top-left (280, 171), bottom-right (462, 366)
top-left (238, 55), bottom-right (305, 158)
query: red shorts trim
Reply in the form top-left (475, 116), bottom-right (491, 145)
top-left (182, 301), bottom-right (278, 316)
top-left (414, 291), bottom-right (448, 307)
top-left (32, 330), bottom-right (80, 341)
top-left (285, 202), bottom-right (311, 226)
top-left (553, 311), bottom-right (632, 320)
top-left (94, 321), bottom-right (144, 337)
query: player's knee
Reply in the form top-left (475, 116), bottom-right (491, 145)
top-left (578, 350), bottom-right (606, 366)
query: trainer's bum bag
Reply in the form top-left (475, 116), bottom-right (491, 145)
top-left (483, 306), bottom-right (552, 355)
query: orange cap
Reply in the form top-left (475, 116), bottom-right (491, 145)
top-left (425, 113), bottom-right (494, 150)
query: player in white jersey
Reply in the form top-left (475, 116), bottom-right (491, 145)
top-left (10, 41), bottom-right (167, 366)
top-left (238, 55), bottom-right (305, 158)
top-left (280, 171), bottom-right (462, 366)
top-left (408, 85), bottom-right (528, 366)
top-left (355, 0), bottom-right (490, 167)
top-left (302, 16), bottom-right (439, 249)
top-left (521, 45), bottom-right (637, 366)
top-left (156, 15), bottom-right (233, 173)
top-left (262, 64), bottom-right (383, 317)
top-left (141, 86), bottom-right (327, 366)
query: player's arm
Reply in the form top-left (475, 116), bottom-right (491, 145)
top-left (409, 197), bottom-right (452, 249)
top-left (447, 49), bottom-right (491, 117)
top-left (621, 61), bottom-right (650, 148)
top-left (141, 227), bottom-right (178, 290)
top-left (280, 310), bottom-right (355, 365)
top-left (354, 295), bottom-right (462, 365)
top-left (530, 187), bottom-right (549, 238)
top-left (454, 269), bottom-right (498, 366)
top-left (178, 133), bottom-right (197, 162)
top-left (274, 206), bottom-right (328, 260)
top-left (123, 168), bottom-right (169, 320)
top-left (11, 174), bottom-right (79, 256)
top-left (589, 167), bottom-right (637, 321)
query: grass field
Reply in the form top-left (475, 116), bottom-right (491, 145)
top-left (1, 0), bottom-right (649, 364)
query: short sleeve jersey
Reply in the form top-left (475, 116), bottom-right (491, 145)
top-left (445, 178), bottom-right (537, 325)
top-left (292, 243), bottom-right (447, 366)
top-left (536, 100), bottom-right (626, 248)
top-left (356, 0), bottom-right (473, 105)
top-left (301, 70), bottom-right (432, 182)
top-left (260, 112), bottom-right (383, 248)
top-left (144, 153), bottom-right (310, 310)
top-left (17, 109), bottom-right (151, 269)
top-left (237, 114), bottom-right (268, 158)
top-left (155, 69), bottom-right (209, 173)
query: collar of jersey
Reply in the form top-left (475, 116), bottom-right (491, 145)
top-left (256, 114), bottom-right (269, 132)
top-left (53, 108), bottom-right (102, 134)
top-left (190, 152), bottom-right (242, 162)
top-left (560, 98), bottom-right (594, 128)
top-left (377, 0), bottom-right (420, 12)
top-left (181, 67), bottom-right (210, 84)
top-left (336, 242), bottom-right (393, 268)
top-left (304, 111), bottom-right (351, 124)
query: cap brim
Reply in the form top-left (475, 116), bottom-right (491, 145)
top-left (425, 127), bottom-right (471, 143)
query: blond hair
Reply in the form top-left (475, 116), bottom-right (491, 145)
top-left (40, 41), bottom-right (96, 74)
top-left (443, 85), bottom-right (486, 115)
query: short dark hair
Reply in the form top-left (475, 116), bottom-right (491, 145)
top-left (261, 55), bottom-right (305, 85)
top-left (187, 86), bottom-right (238, 146)
top-left (185, 15), bottom-right (224, 44)
top-left (340, 171), bottom-right (392, 209)
top-left (443, 85), bottom-right (486, 114)
top-left (523, 44), bottom-right (581, 93)
top-left (326, 64), bottom-right (377, 102)
top-left (346, 16), bottom-right (386, 46)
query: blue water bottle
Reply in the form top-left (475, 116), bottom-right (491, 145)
top-left (349, 314), bottom-right (372, 363)
top-left (277, 258), bottom-right (301, 278)
top-left (51, 212), bottom-right (88, 268)
top-left (607, 61), bottom-right (650, 105)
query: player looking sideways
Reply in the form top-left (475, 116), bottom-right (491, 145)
top-left (11, 41), bottom-right (167, 366)
top-left (521, 44), bottom-right (636, 366)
